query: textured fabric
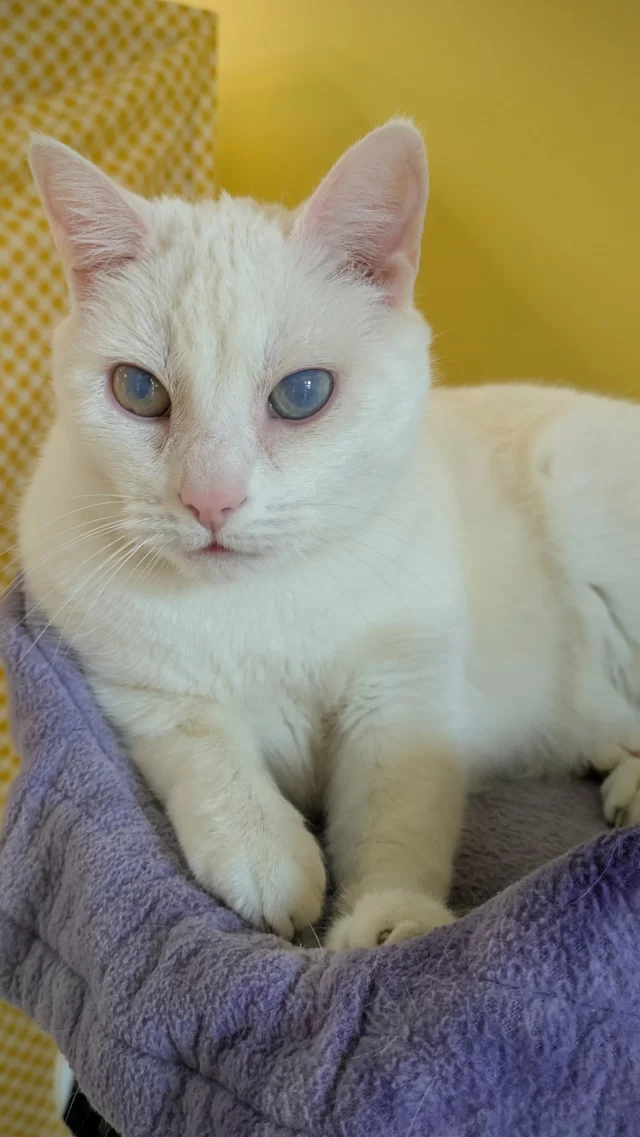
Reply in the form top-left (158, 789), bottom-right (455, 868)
top-left (452, 774), bottom-right (609, 914)
top-left (0, 590), bottom-right (639, 1137)
top-left (0, 0), bottom-right (217, 1128)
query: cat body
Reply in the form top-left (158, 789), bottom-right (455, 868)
top-left (19, 123), bottom-right (640, 948)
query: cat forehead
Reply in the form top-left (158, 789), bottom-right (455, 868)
top-left (151, 194), bottom-right (294, 303)
top-left (148, 197), bottom-right (328, 378)
top-left (81, 197), bottom-right (295, 372)
top-left (80, 192), bottom-right (379, 389)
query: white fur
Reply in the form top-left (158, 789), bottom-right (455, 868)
top-left (19, 124), bottom-right (640, 950)
top-left (54, 1052), bottom-right (73, 1116)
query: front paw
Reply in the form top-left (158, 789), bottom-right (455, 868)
top-left (601, 756), bottom-right (640, 828)
top-left (326, 888), bottom-right (453, 950)
top-left (177, 794), bottom-right (326, 940)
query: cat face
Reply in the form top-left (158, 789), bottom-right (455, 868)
top-left (31, 121), bottom-right (432, 580)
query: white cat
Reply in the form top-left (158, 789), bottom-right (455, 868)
top-left (19, 122), bottom-right (640, 950)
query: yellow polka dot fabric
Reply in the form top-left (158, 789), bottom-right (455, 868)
top-left (0, 1), bottom-right (217, 1130)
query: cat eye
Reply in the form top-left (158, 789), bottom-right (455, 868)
top-left (111, 364), bottom-right (171, 418)
top-left (268, 368), bottom-right (334, 421)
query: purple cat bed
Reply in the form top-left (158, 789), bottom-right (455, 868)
top-left (1, 588), bottom-right (639, 1137)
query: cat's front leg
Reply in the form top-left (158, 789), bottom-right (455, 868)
top-left (590, 738), bottom-right (640, 828)
top-left (325, 644), bottom-right (465, 950)
top-left (116, 694), bottom-right (326, 939)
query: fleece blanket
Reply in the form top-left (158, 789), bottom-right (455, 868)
top-left (0, 589), bottom-right (639, 1137)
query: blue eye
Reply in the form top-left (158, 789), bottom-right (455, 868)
top-left (269, 368), bottom-right (334, 421)
top-left (111, 364), bottom-right (171, 418)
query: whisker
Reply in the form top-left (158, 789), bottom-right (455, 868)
top-left (0, 514), bottom-right (134, 585)
top-left (3, 514), bottom-right (123, 566)
top-left (312, 501), bottom-right (411, 522)
top-left (67, 493), bottom-right (133, 502)
top-left (311, 510), bottom-right (443, 563)
top-left (3, 503), bottom-right (162, 597)
top-left (60, 538), bottom-right (170, 666)
top-left (344, 536), bottom-right (436, 596)
top-left (72, 543), bottom-right (169, 673)
top-left (18, 533), bottom-right (137, 642)
top-left (405, 1076), bottom-right (436, 1137)
top-left (334, 542), bottom-right (414, 617)
top-left (0, 499), bottom-right (133, 560)
top-left (283, 499), bottom-right (448, 565)
top-left (53, 540), bottom-right (144, 662)
top-left (293, 548), bottom-right (372, 628)
top-left (306, 921), bottom-right (323, 950)
top-left (1, 519), bottom-right (129, 602)
top-left (58, 539), bottom-right (156, 663)
top-left (20, 539), bottom-right (142, 666)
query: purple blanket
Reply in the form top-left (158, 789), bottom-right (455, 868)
top-left (1, 589), bottom-right (640, 1137)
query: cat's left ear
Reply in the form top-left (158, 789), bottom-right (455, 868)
top-left (293, 119), bottom-right (428, 307)
top-left (29, 136), bottom-right (150, 298)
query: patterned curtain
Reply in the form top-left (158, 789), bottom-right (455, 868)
top-left (0, 1), bottom-right (217, 1129)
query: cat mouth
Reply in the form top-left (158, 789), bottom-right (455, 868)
top-left (199, 540), bottom-right (237, 556)
top-left (182, 533), bottom-right (264, 564)
top-left (194, 539), bottom-right (260, 559)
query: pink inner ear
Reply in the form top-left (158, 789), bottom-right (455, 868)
top-left (30, 138), bottom-right (148, 287)
top-left (295, 121), bottom-right (429, 305)
top-left (53, 180), bottom-right (146, 277)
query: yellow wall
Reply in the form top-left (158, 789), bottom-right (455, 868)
top-left (188, 0), bottom-right (639, 396)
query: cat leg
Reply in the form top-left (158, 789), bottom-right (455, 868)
top-left (588, 736), bottom-right (640, 827)
top-left (591, 742), bottom-right (640, 828)
top-left (324, 666), bottom-right (464, 949)
top-left (601, 758), bottom-right (640, 827)
top-left (124, 697), bottom-right (326, 939)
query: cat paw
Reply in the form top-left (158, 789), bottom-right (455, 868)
top-left (325, 888), bottom-right (453, 951)
top-left (601, 756), bottom-right (640, 828)
top-left (179, 796), bottom-right (326, 940)
top-left (590, 738), bottom-right (640, 775)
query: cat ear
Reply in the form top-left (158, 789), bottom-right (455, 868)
top-left (29, 136), bottom-right (149, 295)
top-left (294, 119), bottom-right (428, 306)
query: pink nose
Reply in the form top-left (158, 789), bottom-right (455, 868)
top-left (180, 483), bottom-right (247, 532)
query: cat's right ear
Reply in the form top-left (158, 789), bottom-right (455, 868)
top-left (29, 136), bottom-right (149, 298)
